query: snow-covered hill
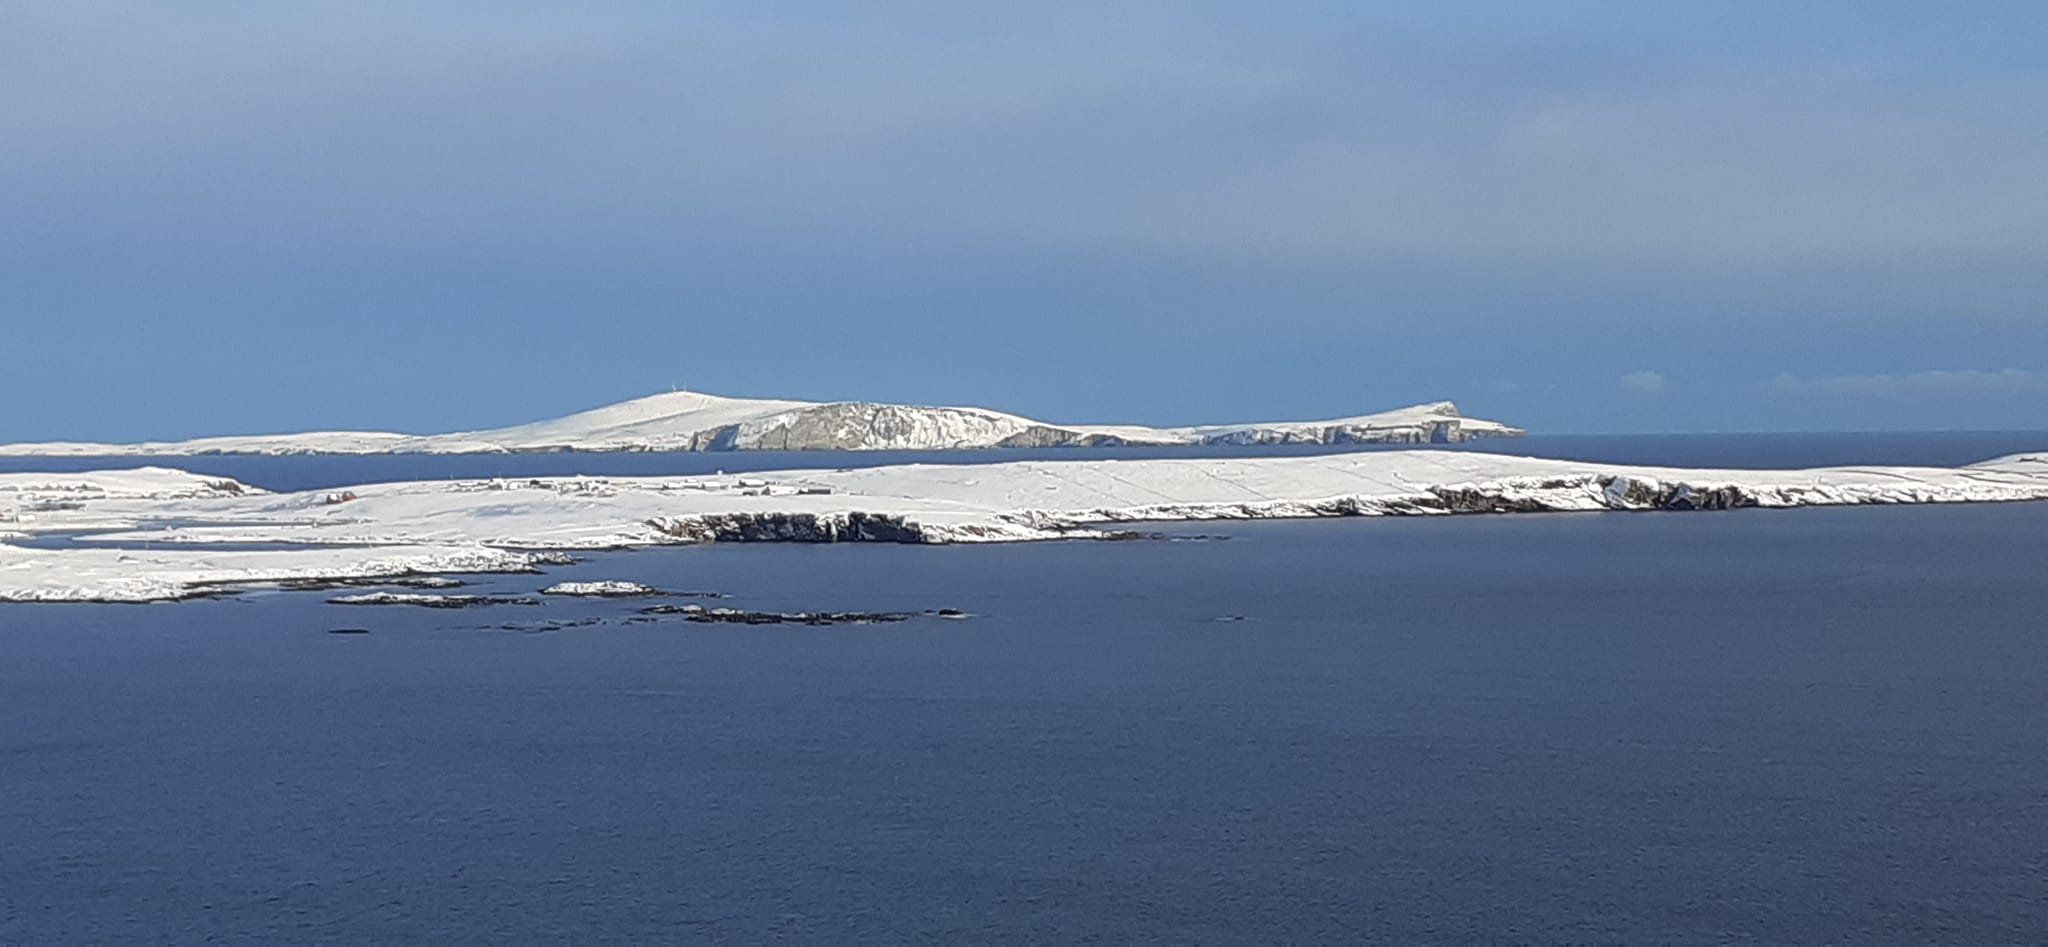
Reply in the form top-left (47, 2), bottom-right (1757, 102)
top-left (0, 391), bottom-right (1523, 456)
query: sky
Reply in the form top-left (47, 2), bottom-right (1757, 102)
top-left (3, 1), bottom-right (2046, 440)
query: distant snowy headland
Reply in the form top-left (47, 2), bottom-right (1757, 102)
top-left (0, 391), bottom-right (1523, 457)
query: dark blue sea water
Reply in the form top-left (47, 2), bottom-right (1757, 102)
top-left (5, 436), bottom-right (2048, 941)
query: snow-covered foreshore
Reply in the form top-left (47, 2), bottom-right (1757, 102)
top-left (0, 544), bottom-right (555, 604)
top-left (0, 390), bottom-right (1522, 456)
top-left (4, 451), bottom-right (2048, 602)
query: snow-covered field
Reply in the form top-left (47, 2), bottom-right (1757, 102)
top-left (0, 391), bottom-right (1523, 456)
top-left (4, 451), bottom-right (2046, 602)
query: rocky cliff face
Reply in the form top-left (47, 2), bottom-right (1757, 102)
top-left (718, 403), bottom-right (1046, 451)
top-left (649, 400), bottom-right (1521, 452)
top-left (1198, 419), bottom-right (1478, 445)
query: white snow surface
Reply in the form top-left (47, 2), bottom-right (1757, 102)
top-left (0, 544), bottom-right (547, 603)
top-left (0, 468), bottom-right (263, 532)
top-left (0, 467), bottom-right (258, 500)
top-left (3, 450), bottom-right (2046, 602)
top-left (0, 391), bottom-right (1522, 456)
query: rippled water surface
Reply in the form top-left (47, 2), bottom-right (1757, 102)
top-left (4, 435), bottom-right (2048, 940)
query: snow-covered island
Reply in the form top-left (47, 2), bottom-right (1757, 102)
top-left (0, 391), bottom-right (1522, 456)
top-left (4, 451), bottom-right (2047, 602)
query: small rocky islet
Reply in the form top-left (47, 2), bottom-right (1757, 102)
top-left (320, 578), bottom-right (970, 631)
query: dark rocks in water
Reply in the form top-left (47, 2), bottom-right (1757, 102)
top-left (326, 627), bottom-right (371, 635)
top-left (689, 607), bottom-right (912, 626)
top-left (278, 575), bottom-right (471, 592)
top-left (376, 576), bottom-right (467, 589)
top-left (494, 617), bottom-right (604, 633)
top-left (634, 600), bottom-right (981, 625)
top-left (1103, 530), bottom-right (1232, 543)
top-left (637, 603), bottom-right (707, 616)
top-left (327, 592), bottom-right (540, 609)
top-left (637, 602), bottom-right (913, 625)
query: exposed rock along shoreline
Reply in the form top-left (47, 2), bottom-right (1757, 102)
top-left (636, 476), bottom-right (1784, 545)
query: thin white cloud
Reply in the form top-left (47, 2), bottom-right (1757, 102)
top-left (4, 3), bottom-right (2048, 282)
top-left (1619, 370), bottom-right (1666, 393)
top-left (1772, 369), bottom-right (2048, 398)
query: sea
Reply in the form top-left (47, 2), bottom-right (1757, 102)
top-left (4, 433), bottom-right (2047, 942)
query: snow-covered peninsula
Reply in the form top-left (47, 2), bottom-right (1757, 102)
top-left (5, 451), bottom-right (2047, 602)
top-left (0, 391), bottom-right (1523, 457)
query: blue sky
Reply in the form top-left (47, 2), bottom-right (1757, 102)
top-left (3, 2), bottom-right (2045, 439)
